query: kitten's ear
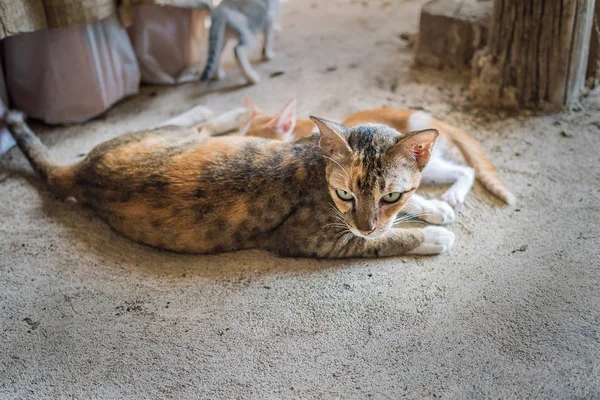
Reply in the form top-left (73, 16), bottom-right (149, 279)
top-left (310, 116), bottom-right (352, 159)
top-left (392, 129), bottom-right (439, 169)
top-left (244, 97), bottom-right (263, 117)
top-left (269, 99), bottom-right (297, 140)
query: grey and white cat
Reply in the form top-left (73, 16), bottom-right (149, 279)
top-left (199, 0), bottom-right (281, 84)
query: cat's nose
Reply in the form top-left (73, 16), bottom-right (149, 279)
top-left (358, 226), bottom-right (376, 236)
top-left (355, 212), bottom-right (376, 235)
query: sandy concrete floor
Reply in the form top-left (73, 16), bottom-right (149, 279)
top-left (1, 0), bottom-right (599, 398)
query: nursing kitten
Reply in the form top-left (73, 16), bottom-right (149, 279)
top-left (243, 99), bottom-right (516, 210)
top-left (199, 0), bottom-right (281, 84)
top-left (4, 111), bottom-right (454, 257)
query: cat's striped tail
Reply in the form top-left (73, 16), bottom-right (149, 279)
top-left (432, 118), bottom-right (517, 206)
top-left (3, 111), bottom-right (77, 196)
top-left (199, 12), bottom-right (226, 82)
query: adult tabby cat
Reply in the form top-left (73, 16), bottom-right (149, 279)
top-left (199, 0), bottom-right (281, 84)
top-left (3, 111), bottom-right (454, 257)
top-left (242, 98), bottom-right (516, 208)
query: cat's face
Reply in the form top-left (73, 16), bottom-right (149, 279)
top-left (311, 117), bottom-right (438, 239)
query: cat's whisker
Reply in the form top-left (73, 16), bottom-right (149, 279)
top-left (330, 209), bottom-right (344, 220)
top-left (328, 208), bottom-right (345, 220)
top-left (393, 212), bottom-right (434, 225)
top-left (395, 213), bottom-right (420, 221)
top-left (323, 156), bottom-right (350, 180)
top-left (396, 211), bottom-right (435, 219)
top-left (333, 228), bottom-right (353, 242)
top-left (394, 215), bottom-right (429, 223)
top-left (323, 222), bottom-right (351, 230)
top-left (393, 220), bottom-right (428, 226)
top-left (328, 204), bottom-right (347, 223)
top-left (341, 232), bottom-right (353, 247)
top-left (331, 171), bottom-right (346, 180)
top-left (394, 216), bottom-right (429, 223)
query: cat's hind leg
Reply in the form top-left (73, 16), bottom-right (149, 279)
top-left (216, 65), bottom-right (227, 80)
top-left (159, 105), bottom-right (214, 128)
top-left (196, 107), bottom-right (251, 136)
top-left (401, 194), bottom-right (455, 225)
top-left (235, 39), bottom-right (261, 84)
top-left (211, 30), bottom-right (231, 81)
top-left (421, 158), bottom-right (475, 207)
top-left (228, 20), bottom-right (261, 84)
top-left (262, 19), bottom-right (276, 61)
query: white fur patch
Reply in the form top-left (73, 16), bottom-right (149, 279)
top-left (421, 158), bottom-right (475, 207)
top-left (160, 105), bottom-right (214, 128)
top-left (408, 226), bottom-right (455, 255)
top-left (408, 111), bottom-right (433, 132)
top-left (404, 195), bottom-right (455, 225)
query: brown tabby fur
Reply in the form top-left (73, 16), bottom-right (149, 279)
top-left (4, 111), bottom-right (448, 257)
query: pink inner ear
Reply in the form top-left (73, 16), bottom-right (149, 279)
top-left (276, 119), bottom-right (293, 135)
top-left (411, 142), bottom-right (434, 162)
top-left (271, 100), bottom-right (296, 138)
top-left (401, 129), bottom-right (438, 167)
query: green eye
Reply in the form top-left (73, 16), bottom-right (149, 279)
top-left (336, 189), bottom-right (354, 201)
top-left (381, 192), bottom-right (402, 203)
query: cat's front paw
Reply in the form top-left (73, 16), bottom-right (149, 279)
top-left (408, 226), bottom-right (455, 255)
top-left (419, 199), bottom-right (455, 225)
top-left (441, 190), bottom-right (466, 208)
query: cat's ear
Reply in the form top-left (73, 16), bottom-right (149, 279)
top-left (391, 129), bottom-right (438, 169)
top-left (244, 97), bottom-right (263, 117)
top-left (310, 116), bottom-right (352, 159)
top-left (269, 99), bottom-right (297, 140)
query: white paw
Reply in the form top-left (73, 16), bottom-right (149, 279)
top-left (217, 67), bottom-right (226, 80)
top-left (441, 190), bottom-right (466, 208)
top-left (263, 50), bottom-right (275, 61)
top-left (408, 226), bottom-right (455, 255)
top-left (419, 199), bottom-right (455, 225)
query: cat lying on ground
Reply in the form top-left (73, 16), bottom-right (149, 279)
top-left (4, 109), bottom-right (454, 257)
top-left (241, 98), bottom-right (516, 213)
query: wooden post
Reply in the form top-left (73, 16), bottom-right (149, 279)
top-left (587, 0), bottom-right (600, 83)
top-left (471, 0), bottom-right (596, 109)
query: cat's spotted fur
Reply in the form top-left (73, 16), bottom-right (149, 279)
top-left (4, 111), bottom-right (453, 257)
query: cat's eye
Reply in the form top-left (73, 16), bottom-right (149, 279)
top-left (336, 189), bottom-right (354, 201)
top-left (381, 192), bottom-right (403, 203)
